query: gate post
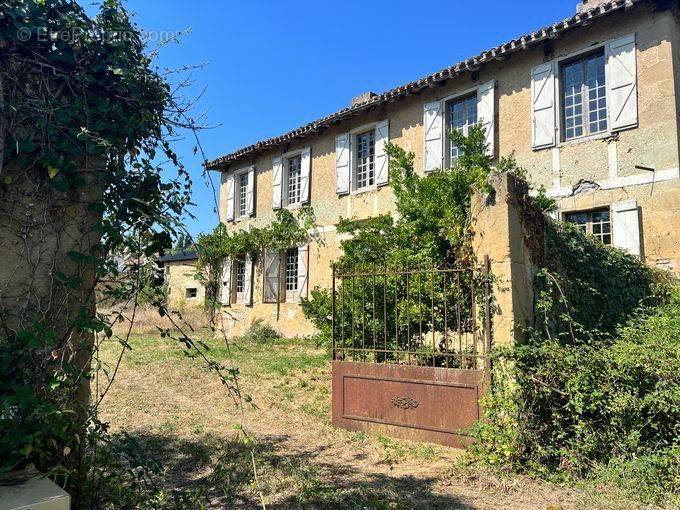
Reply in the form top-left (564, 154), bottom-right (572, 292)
top-left (471, 173), bottom-right (544, 345)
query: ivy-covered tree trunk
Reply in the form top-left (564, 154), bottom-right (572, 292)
top-left (0, 158), bottom-right (105, 417)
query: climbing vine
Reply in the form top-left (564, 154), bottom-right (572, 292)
top-left (195, 207), bottom-right (319, 302)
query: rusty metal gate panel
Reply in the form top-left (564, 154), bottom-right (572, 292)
top-left (330, 258), bottom-right (492, 448)
top-left (332, 361), bottom-right (485, 447)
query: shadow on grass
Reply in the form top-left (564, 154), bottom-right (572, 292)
top-left (133, 431), bottom-right (474, 509)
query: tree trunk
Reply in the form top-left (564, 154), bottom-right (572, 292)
top-left (0, 158), bottom-right (106, 414)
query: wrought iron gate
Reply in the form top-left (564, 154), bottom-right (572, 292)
top-left (331, 257), bottom-right (492, 447)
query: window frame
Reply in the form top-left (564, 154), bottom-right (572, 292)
top-left (559, 48), bottom-right (608, 142)
top-left (555, 45), bottom-right (612, 145)
top-left (281, 149), bottom-right (304, 208)
top-left (233, 256), bottom-right (247, 304)
top-left (347, 122), bottom-right (378, 194)
top-left (563, 206), bottom-right (612, 246)
top-left (283, 247), bottom-right (299, 303)
top-left (354, 129), bottom-right (376, 191)
top-left (444, 91), bottom-right (479, 167)
top-left (232, 169), bottom-right (250, 220)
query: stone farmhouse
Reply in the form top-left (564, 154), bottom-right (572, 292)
top-left (201, 0), bottom-right (680, 338)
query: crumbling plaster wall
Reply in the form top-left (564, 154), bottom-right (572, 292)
top-left (216, 3), bottom-right (680, 337)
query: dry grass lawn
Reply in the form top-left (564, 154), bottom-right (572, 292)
top-left (97, 318), bottom-right (647, 509)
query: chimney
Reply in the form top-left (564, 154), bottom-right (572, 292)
top-left (351, 91), bottom-right (378, 107)
top-left (577, 0), bottom-right (608, 13)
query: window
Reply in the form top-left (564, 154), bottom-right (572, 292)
top-left (354, 130), bottom-right (375, 190)
top-left (237, 172), bottom-right (249, 217)
top-left (561, 51), bottom-right (607, 141)
top-left (234, 257), bottom-right (246, 302)
top-left (284, 248), bottom-right (299, 299)
top-left (446, 94), bottom-right (477, 165)
top-left (565, 208), bottom-right (611, 245)
top-left (285, 155), bottom-right (302, 206)
top-left (185, 287), bottom-right (198, 299)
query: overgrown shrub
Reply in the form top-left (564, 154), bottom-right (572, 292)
top-left (302, 126), bottom-right (515, 361)
top-left (538, 219), bottom-right (670, 335)
top-left (471, 287), bottom-right (680, 504)
top-left (237, 319), bottom-right (283, 343)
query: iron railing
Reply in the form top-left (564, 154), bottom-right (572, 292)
top-left (331, 256), bottom-right (492, 370)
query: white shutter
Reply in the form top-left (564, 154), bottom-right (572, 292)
top-left (300, 147), bottom-right (311, 203)
top-left (477, 80), bottom-right (496, 157)
top-left (246, 165), bottom-right (255, 216)
top-left (243, 254), bottom-right (253, 305)
top-left (272, 157), bottom-right (283, 210)
top-left (225, 173), bottom-right (235, 221)
top-left (263, 249), bottom-right (281, 303)
top-left (335, 133), bottom-right (350, 194)
top-left (613, 200), bottom-right (641, 257)
top-left (424, 101), bottom-right (443, 172)
top-left (606, 34), bottom-right (638, 132)
top-left (374, 120), bottom-right (390, 186)
top-left (297, 244), bottom-right (309, 300)
top-left (531, 62), bottom-right (556, 149)
top-left (220, 257), bottom-right (231, 305)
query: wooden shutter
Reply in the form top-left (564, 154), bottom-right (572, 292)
top-left (613, 200), bottom-right (641, 257)
top-left (477, 80), bottom-right (496, 157)
top-left (220, 257), bottom-right (231, 305)
top-left (263, 249), bottom-right (281, 303)
top-left (606, 34), bottom-right (638, 132)
top-left (375, 120), bottom-right (390, 186)
top-left (243, 254), bottom-right (254, 305)
top-left (246, 165), bottom-right (255, 216)
top-left (336, 133), bottom-right (350, 194)
top-left (272, 156), bottom-right (283, 210)
top-left (300, 147), bottom-right (311, 203)
top-left (423, 101), bottom-right (443, 172)
top-left (531, 62), bottom-right (556, 149)
top-left (225, 173), bottom-right (235, 221)
top-left (297, 244), bottom-right (309, 300)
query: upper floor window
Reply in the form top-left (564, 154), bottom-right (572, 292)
top-left (237, 172), bottom-right (249, 217)
top-left (285, 155), bottom-right (302, 206)
top-left (226, 166), bottom-right (254, 222)
top-left (565, 207), bottom-right (611, 245)
top-left (561, 51), bottom-right (607, 141)
top-left (446, 94), bottom-right (477, 165)
top-left (355, 130), bottom-right (375, 190)
top-left (531, 34), bottom-right (638, 150)
top-left (273, 148), bottom-right (310, 210)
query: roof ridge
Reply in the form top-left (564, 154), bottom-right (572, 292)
top-left (206, 0), bottom-right (641, 169)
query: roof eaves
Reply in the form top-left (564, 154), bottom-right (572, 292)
top-left (205, 0), bottom-right (641, 170)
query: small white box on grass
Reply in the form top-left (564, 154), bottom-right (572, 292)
top-left (0, 474), bottom-right (70, 510)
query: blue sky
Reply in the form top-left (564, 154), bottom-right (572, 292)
top-left (120, 0), bottom-right (580, 239)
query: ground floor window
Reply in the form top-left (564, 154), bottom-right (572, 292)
top-left (185, 287), bottom-right (198, 299)
top-left (284, 248), bottom-right (299, 300)
top-left (564, 207), bottom-right (611, 245)
top-left (234, 257), bottom-right (246, 303)
top-left (263, 245), bottom-right (308, 304)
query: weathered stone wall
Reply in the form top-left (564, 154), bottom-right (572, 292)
top-left (471, 173), bottom-right (545, 345)
top-left (213, 3), bottom-right (680, 338)
top-left (165, 260), bottom-right (205, 309)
